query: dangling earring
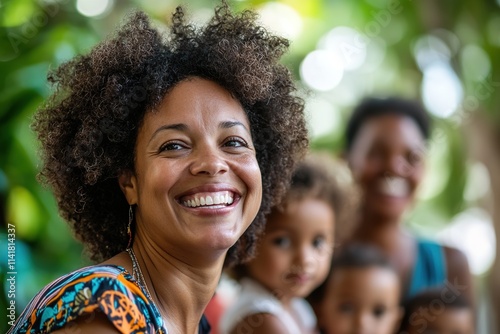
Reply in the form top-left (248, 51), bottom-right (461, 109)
top-left (127, 205), bottom-right (133, 249)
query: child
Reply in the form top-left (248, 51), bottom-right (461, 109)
top-left (309, 243), bottom-right (403, 334)
top-left (219, 154), bottom-right (353, 334)
top-left (398, 288), bottom-right (474, 334)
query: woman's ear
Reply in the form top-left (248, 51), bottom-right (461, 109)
top-left (118, 169), bottom-right (138, 205)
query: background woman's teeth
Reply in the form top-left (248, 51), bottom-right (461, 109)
top-left (228, 196), bottom-right (233, 204)
top-left (206, 196), bottom-right (214, 205)
top-left (214, 195), bottom-right (221, 204)
top-left (200, 197), bottom-right (206, 205)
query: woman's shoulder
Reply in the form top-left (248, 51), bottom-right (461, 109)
top-left (8, 264), bottom-right (165, 334)
top-left (415, 238), bottom-right (470, 272)
top-left (414, 237), bottom-right (473, 302)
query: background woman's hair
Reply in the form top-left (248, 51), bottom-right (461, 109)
top-left (33, 2), bottom-right (308, 265)
top-left (345, 96), bottom-right (431, 151)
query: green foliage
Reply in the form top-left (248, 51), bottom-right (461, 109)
top-left (0, 0), bottom-right (497, 319)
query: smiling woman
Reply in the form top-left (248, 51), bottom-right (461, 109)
top-left (7, 2), bottom-right (308, 334)
top-left (343, 97), bottom-right (473, 306)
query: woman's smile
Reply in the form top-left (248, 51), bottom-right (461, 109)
top-left (177, 184), bottom-right (241, 214)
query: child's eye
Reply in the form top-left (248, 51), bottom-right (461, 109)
top-left (160, 141), bottom-right (186, 151)
top-left (312, 236), bottom-right (326, 249)
top-left (223, 136), bottom-right (248, 148)
top-left (373, 305), bottom-right (387, 318)
top-left (272, 237), bottom-right (291, 248)
top-left (338, 303), bottom-right (354, 314)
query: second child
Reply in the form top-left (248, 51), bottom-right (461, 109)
top-left (309, 244), bottom-right (403, 334)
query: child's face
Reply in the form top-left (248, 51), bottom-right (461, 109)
top-left (246, 197), bottom-right (335, 301)
top-left (406, 308), bottom-right (474, 334)
top-left (319, 266), bottom-right (401, 334)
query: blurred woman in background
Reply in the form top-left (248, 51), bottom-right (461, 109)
top-left (343, 97), bottom-right (473, 303)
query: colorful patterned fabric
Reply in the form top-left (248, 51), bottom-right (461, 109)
top-left (7, 265), bottom-right (165, 334)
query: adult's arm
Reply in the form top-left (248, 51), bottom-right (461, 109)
top-left (443, 246), bottom-right (474, 304)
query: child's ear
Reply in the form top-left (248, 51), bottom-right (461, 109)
top-left (340, 150), bottom-right (347, 162)
top-left (340, 150), bottom-right (353, 170)
top-left (118, 169), bottom-right (138, 205)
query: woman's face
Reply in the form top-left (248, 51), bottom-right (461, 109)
top-left (347, 114), bottom-right (426, 220)
top-left (121, 77), bottom-right (262, 261)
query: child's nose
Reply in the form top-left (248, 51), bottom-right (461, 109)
top-left (352, 312), bottom-right (373, 334)
top-left (294, 246), bottom-right (316, 268)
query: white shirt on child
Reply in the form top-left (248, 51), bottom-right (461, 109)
top-left (219, 278), bottom-right (317, 334)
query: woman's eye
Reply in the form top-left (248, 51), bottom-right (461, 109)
top-left (272, 237), bottom-right (291, 248)
top-left (407, 150), bottom-right (424, 165)
top-left (224, 137), bottom-right (248, 148)
top-left (160, 142), bottom-right (185, 151)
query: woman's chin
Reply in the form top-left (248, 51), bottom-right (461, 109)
top-left (197, 231), bottom-right (242, 252)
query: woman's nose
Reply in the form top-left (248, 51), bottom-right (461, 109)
top-left (189, 147), bottom-right (228, 176)
top-left (385, 155), bottom-right (412, 177)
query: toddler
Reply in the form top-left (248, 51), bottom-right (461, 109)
top-left (219, 154), bottom-right (352, 334)
top-left (309, 244), bottom-right (403, 334)
top-left (398, 288), bottom-right (474, 334)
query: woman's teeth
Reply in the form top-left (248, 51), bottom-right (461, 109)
top-left (183, 192), bottom-right (234, 208)
top-left (377, 177), bottom-right (410, 197)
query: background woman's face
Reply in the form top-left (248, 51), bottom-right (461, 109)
top-left (122, 77), bottom-right (262, 261)
top-left (347, 114), bottom-right (426, 220)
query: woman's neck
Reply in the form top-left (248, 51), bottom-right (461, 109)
top-left (132, 239), bottom-right (224, 334)
top-left (350, 209), bottom-right (408, 251)
top-left (349, 212), bottom-right (417, 287)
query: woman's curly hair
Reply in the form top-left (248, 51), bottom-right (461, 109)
top-left (33, 2), bottom-right (308, 265)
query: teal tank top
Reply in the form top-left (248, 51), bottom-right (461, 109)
top-left (406, 239), bottom-right (447, 299)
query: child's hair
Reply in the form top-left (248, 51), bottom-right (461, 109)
top-left (229, 152), bottom-right (356, 280)
top-left (398, 288), bottom-right (472, 332)
top-left (277, 153), bottom-right (355, 234)
top-left (307, 243), bottom-right (397, 305)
